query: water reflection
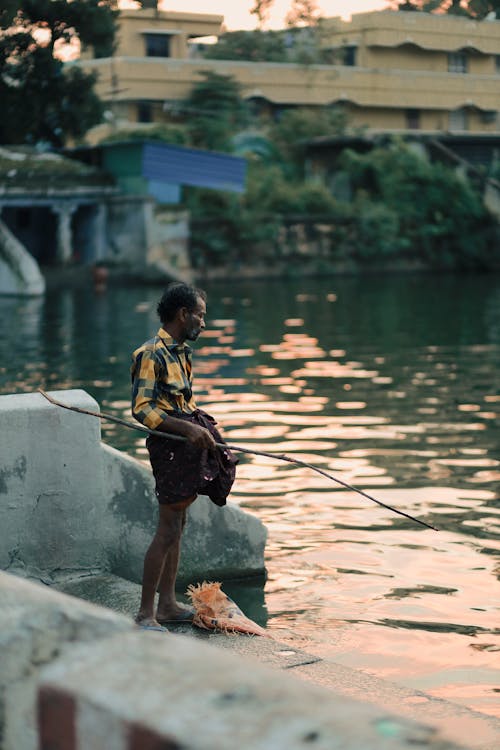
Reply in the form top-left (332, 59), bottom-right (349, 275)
top-left (0, 274), bottom-right (499, 719)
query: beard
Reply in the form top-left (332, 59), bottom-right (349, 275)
top-left (186, 326), bottom-right (202, 341)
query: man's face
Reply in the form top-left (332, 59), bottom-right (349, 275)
top-left (184, 297), bottom-right (206, 341)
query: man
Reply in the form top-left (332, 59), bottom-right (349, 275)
top-left (131, 282), bottom-right (237, 630)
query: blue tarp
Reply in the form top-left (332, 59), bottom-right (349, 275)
top-left (142, 142), bottom-right (246, 194)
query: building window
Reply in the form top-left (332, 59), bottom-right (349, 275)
top-left (144, 33), bottom-right (170, 58)
top-left (480, 110), bottom-right (497, 125)
top-left (342, 45), bottom-right (357, 66)
top-left (137, 102), bottom-right (152, 123)
top-left (406, 109), bottom-right (421, 130)
top-left (448, 51), bottom-right (467, 73)
top-left (449, 108), bottom-right (468, 131)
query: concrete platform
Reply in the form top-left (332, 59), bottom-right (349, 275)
top-left (1, 570), bottom-right (468, 750)
top-left (0, 389), bottom-right (267, 585)
top-left (56, 573), bottom-right (500, 750)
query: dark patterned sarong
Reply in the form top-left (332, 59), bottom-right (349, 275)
top-left (146, 409), bottom-right (238, 507)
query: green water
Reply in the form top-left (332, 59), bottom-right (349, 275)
top-left (1, 273), bottom-right (499, 717)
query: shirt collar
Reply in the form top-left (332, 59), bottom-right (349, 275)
top-left (157, 327), bottom-right (191, 354)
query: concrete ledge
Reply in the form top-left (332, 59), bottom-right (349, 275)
top-left (54, 572), bottom-right (500, 750)
top-left (0, 389), bottom-right (106, 579)
top-left (38, 631), bottom-right (464, 750)
top-left (0, 571), bottom-right (133, 750)
top-left (0, 570), bottom-right (475, 750)
top-left (101, 442), bottom-right (267, 584)
top-left (0, 389), bottom-right (266, 583)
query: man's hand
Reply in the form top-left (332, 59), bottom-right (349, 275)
top-left (157, 415), bottom-right (217, 451)
top-left (184, 422), bottom-right (217, 451)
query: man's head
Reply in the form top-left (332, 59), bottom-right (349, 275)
top-left (157, 283), bottom-right (207, 342)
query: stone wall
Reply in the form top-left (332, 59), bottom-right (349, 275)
top-left (145, 205), bottom-right (193, 283)
top-left (105, 197), bottom-right (192, 281)
top-left (105, 196), bottom-right (150, 268)
top-left (0, 390), bottom-right (266, 585)
top-left (0, 195), bottom-right (193, 298)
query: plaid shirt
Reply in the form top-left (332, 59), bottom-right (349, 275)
top-left (131, 327), bottom-right (196, 429)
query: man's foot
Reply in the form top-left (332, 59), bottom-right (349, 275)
top-left (135, 615), bottom-right (168, 632)
top-left (156, 605), bottom-right (195, 624)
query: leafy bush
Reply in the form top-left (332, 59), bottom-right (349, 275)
top-left (180, 75), bottom-right (497, 272)
top-left (349, 200), bottom-right (402, 261)
top-left (269, 106), bottom-right (347, 179)
top-left (203, 30), bottom-right (289, 63)
top-left (201, 27), bottom-right (333, 65)
top-left (340, 143), bottom-right (496, 269)
top-left (183, 71), bottom-right (249, 152)
top-left (101, 124), bottom-right (188, 145)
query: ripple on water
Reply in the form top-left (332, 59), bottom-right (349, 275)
top-left (1, 276), bottom-right (499, 720)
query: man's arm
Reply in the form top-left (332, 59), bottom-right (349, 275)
top-left (132, 349), bottom-right (215, 451)
top-left (152, 414), bottom-right (216, 451)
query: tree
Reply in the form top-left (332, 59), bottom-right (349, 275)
top-left (183, 71), bottom-right (249, 151)
top-left (0, 0), bottom-right (118, 146)
top-left (203, 30), bottom-right (288, 62)
top-left (466, 0), bottom-right (500, 18)
top-left (269, 106), bottom-right (347, 178)
top-left (340, 142), bottom-right (496, 267)
top-left (203, 25), bottom-right (332, 66)
top-left (0, 0), bottom-right (20, 28)
top-left (286, 0), bottom-right (322, 27)
top-left (250, 0), bottom-right (275, 29)
top-left (390, 0), bottom-right (500, 17)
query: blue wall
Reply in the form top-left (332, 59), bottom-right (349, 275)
top-left (142, 143), bottom-right (246, 193)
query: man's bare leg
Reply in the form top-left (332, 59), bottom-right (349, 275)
top-left (155, 510), bottom-right (192, 622)
top-left (135, 496), bottom-right (195, 627)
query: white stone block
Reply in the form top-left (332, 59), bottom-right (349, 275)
top-left (39, 630), bottom-right (462, 750)
top-left (0, 389), bottom-right (267, 584)
top-left (0, 571), bottom-right (132, 750)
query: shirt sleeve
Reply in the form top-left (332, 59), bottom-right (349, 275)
top-left (131, 348), bottom-right (172, 429)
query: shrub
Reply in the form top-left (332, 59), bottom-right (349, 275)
top-left (340, 143), bottom-right (497, 269)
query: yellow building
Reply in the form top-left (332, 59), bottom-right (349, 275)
top-left (76, 8), bottom-right (500, 136)
top-left (321, 11), bottom-right (500, 133)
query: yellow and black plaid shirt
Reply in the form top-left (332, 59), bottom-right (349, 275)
top-left (131, 327), bottom-right (196, 429)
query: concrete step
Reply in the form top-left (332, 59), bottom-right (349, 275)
top-left (55, 573), bottom-right (500, 750)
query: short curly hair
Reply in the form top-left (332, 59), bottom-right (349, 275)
top-left (157, 282), bottom-right (207, 324)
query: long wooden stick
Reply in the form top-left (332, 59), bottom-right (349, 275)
top-left (38, 389), bottom-right (438, 531)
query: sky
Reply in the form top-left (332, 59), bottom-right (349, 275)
top-left (157, 1), bottom-right (390, 31)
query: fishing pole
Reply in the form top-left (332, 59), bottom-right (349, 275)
top-left (38, 389), bottom-right (438, 531)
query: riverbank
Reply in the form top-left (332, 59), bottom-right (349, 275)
top-left (40, 256), bottom-right (500, 294)
top-left (55, 571), bottom-right (500, 750)
top-left (2, 568), bottom-right (498, 750)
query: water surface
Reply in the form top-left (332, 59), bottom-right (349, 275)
top-left (1, 273), bottom-right (499, 717)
